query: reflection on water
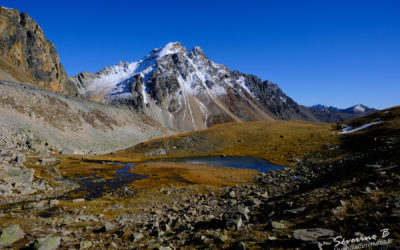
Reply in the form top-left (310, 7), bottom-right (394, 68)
top-left (149, 155), bottom-right (286, 173)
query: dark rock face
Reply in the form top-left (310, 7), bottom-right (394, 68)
top-left (0, 7), bottom-right (77, 95)
top-left (234, 71), bottom-right (319, 121)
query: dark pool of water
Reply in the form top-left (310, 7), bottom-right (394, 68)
top-left (60, 162), bottom-right (147, 200)
top-left (149, 156), bottom-right (286, 173)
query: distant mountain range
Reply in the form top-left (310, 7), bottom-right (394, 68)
top-left (309, 104), bottom-right (378, 123)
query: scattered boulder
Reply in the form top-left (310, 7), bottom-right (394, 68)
top-left (34, 236), bottom-right (60, 250)
top-left (293, 228), bottom-right (335, 242)
top-left (271, 221), bottom-right (287, 229)
top-left (0, 224), bottom-right (25, 248)
top-left (16, 153), bottom-right (25, 164)
top-left (144, 148), bottom-right (167, 157)
top-left (72, 198), bottom-right (85, 203)
top-left (80, 241), bottom-right (93, 249)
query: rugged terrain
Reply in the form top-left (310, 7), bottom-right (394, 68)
top-left (0, 5), bottom-right (397, 249)
top-left (0, 6), bottom-right (77, 95)
top-left (0, 80), bottom-right (171, 155)
top-left (0, 107), bottom-right (398, 249)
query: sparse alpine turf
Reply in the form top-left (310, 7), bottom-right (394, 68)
top-left (90, 120), bottom-right (338, 167)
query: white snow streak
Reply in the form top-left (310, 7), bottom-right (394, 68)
top-left (338, 121), bottom-right (382, 134)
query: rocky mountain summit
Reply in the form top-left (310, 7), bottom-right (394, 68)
top-left (71, 42), bottom-right (319, 131)
top-left (0, 6), bottom-right (77, 95)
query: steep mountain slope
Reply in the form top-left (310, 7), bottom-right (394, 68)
top-left (309, 104), bottom-right (378, 123)
top-left (0, 6), bottom-right (77, 95)
top-left (71, 42), bottom-right (318, 131)
top-left (0, 80), bottom-right (171, 154)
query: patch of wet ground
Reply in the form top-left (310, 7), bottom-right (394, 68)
top-left (59, 162), bottom-right (147, 200)
top-left (61, 156), bottom-right (286, 200)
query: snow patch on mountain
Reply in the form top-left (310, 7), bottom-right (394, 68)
top-left (353, 104), bottom-right (366, 113)
top-left (156, 42), bottom-right (185, 58)
top-left (338, 121), bottom-right (382, 134)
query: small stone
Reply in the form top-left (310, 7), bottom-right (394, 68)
top-left (49, 200), bottom-right (60, 206)
top-left (229, 191), bottom-right (236, 198)
top-left (105, 222), bottom-right (116, 232)
top-left (34, 236), bottom-right (60, 250)
top-left (365, 186), bottom-right (374, 193)
top-left (133, 232), bottom-right (143, 242)
top-left (0, 224), bottom-right (25, 247)
top-left (293, 228), bottom-right (335, 242)
top-left (250, 197), bottom-right (262, 206)
top-left (148, 242), bottom-right (160, 249)
top-left (284, 207), bottom-right (306, 214)
top-left (291, 158), bottom-right (301, 163)
top-left (160, 247), bottom-right (172, 250)
top-left (219, 234), bottom-right (229, 242)
top-left (80, 241), bottom-right (93, 249)
top-left (238, 205), bottom-right (250, 220)
top-left (271, 221), bottom-right (287, 229)
top-left (331, 206), bottom-right (344, 215)
top-left (72, 198), bottom-right (85, 203)
top-left (235, 217), bottom-right (243, 230)
top-left (16, 154), bottom-right (25, 164)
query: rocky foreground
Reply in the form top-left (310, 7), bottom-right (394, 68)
top-left (0, 118), bottom-right (399, 249)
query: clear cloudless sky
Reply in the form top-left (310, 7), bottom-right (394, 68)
top-left (2, 0), bottom-right (399, 109)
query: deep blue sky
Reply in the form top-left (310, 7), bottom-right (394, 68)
top-left (2, 0), bottom-right (399, 109)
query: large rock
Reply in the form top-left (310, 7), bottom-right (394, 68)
top-left (293, 228), bottom-right (335, 242)
top-left (34, 236), bottom-right (61, 250)
top-left (0, 224), bottom-right (25, 247)
top-left (0, 165), bottom-right (35, 196)
top-left (0, 165), bottom-right (34, 183)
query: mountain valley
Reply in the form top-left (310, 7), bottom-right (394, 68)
top-left (0, 5), bottom-right (398, 250)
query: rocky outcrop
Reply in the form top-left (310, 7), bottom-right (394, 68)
top-left (0, 6), bottom-right (77, 95)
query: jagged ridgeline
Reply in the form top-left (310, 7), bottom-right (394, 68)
top-left (70, 42), bottom-right (319, 131)
top-left (0, 6), bottom-right (77, 95)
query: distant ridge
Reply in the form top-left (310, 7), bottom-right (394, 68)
top-left (309, 104), bottom-right (378, 123)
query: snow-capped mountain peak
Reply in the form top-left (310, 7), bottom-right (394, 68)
top-left (70, 42), bottom-right (318, 131)
top-left (153, 42), bottom-right (186, 59)
top-left (353, 104), bottom-right (366, 113)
